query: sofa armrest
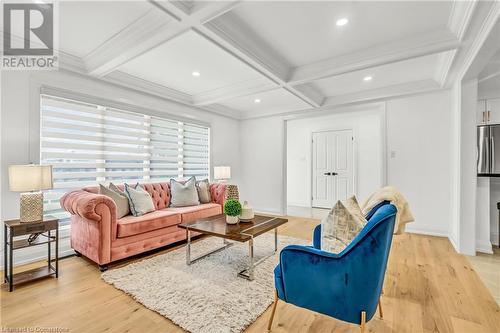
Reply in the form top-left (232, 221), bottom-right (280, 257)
top-left (209, 183), bottom-right (226, 206)
top-left (61, 189), bottom-right (117, 222)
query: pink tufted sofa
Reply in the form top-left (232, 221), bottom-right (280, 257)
top-left (60, 182), bottom-right (226, 271)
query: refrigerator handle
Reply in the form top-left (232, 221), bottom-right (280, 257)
top-left (485, 136), bottom-right (490, 173)
top-left (491, 136), bottom-right (495, 173)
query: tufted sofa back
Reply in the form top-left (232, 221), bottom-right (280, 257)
top-left (84, 182), bottom-right (171, 210)
top-left (83, 182), bottom-right (226, 211)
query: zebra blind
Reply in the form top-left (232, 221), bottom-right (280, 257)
top-left (40, 94), bottom-right (210, 224)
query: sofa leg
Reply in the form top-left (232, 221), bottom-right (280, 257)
top-left (74, 251), bottom-right (82, 257)
top-left (378, 298), bottom-right (383, 319)
top-left (99, 264), bottom-right (108, 272)
top-left (360, 311), bottom-right (366, 333)
top-left (267, 290), bottom-right (279, 331)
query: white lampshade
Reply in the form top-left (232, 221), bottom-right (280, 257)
top-left (214, 166), bottom-right (231, 180)
top-left (9, 165), bottom-right (53, 192)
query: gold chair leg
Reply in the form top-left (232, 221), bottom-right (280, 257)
top-left (378, 298), bottom-right (384, 319)
top-left (360, 311), bottom-right (366, 333)
top-left (267, 290), bottom-right (279, 331)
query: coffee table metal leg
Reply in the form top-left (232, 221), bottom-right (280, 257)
top-left (274, 228), bottom-right (278, 252)
top-left (248, 237), bottom-right (254, 281)
top-left (186, 228), bottom-right (191, 265)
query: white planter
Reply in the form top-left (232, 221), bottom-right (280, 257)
top-left (226, 215), bottom-right (239, 224)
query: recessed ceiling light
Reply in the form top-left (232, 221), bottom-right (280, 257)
top-left (192, 71), bottom-right (200, 77)
top-left (336, 18), bottom-right (349, 26)
top-left (254, 99), bottom-right (261, 104)
top-left (363, 76), bottom-right (373, 82)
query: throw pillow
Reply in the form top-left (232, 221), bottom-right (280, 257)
top-left (99, 184), bottom-right (130, 219)
top-left (109, 182), bottom-right (125, 195)
top-left (170, 177), bottom-right (200, 207)
top-left (196, 179), bottom-right (212, 203)
top-left (124, 183), bottom-right (155, 217)
top-left (321, 196), bottom-right (367, 254)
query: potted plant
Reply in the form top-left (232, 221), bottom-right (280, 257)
top-left (224, 199), bottom-right (242, 224)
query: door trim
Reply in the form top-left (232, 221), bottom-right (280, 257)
top-left (310, 128), bottom-right (357, 208)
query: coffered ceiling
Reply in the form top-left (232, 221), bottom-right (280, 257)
top-left (52, 0), bottom-right (497, 119)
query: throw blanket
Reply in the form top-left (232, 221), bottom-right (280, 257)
top-left (361, 186), bottom-right (414, 234)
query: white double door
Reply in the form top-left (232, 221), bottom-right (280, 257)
top-left (312, 129), bottom-right (354, 208)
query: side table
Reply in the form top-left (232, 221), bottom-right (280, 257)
top-left (4, 217), bottom-right (59, 291)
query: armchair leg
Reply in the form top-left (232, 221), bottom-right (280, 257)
top-left (378, 298), bottom-right (384, 319)
top-left (267, 290), bottom-right (279, 331)
top-left (360, 311), bottom-right (366, 333)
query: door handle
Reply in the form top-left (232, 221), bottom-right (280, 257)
top-left (324, 172), bottom-right (332, 176)
top-left (331, 172), bottom-right (338, 176)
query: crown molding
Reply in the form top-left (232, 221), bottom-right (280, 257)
top-left (200, 104), bottom-right (242, 119)
top-left (290, 84), bottom-right (325, 107)
top-left (192, 78), bottom-right (278, 106)
top-left (289, 30), bottom-right (461, 85)
top-left (103, 71), bottom-right (193, 105)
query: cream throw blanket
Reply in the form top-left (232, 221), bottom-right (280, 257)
top-left (361, 186), bottom-right (414, 234)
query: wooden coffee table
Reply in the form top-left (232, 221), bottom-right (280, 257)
top-left (178, 214), bottom-right (288, 281)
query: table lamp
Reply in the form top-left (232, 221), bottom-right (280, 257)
top-left (214, 166), bottom-right (231, 183)
top-left (9, 164), bottom-right (53, 223)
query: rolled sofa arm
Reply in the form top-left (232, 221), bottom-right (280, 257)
top-left (60, 189), bottom-right (117, 222)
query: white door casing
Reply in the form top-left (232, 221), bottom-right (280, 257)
top-left (312, 129), bottom-right (354, 208)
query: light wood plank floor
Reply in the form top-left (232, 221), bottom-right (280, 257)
top-left (1, 217), bottom-right (499, 333)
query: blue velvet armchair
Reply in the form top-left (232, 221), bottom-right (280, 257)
top-left (268, 203), bottom-right (397, 332)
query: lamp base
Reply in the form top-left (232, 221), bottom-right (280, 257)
top-left (20, 192), bottom-right (44, 223)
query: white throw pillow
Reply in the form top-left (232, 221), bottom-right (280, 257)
top-left (170, 177), bottom-right (200, 207)
top-left (99, 183), bottom-right (130, 219)
top-left (124, 183), bottom-right (155, 217)
top-left (321, 196), bottom-right (367, 253)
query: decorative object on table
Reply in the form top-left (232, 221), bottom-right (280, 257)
top-left (224, 184), bottom-right (239, 201)
top-left (169, 177), bottom-right (200, 207)
top-left (224, 199), bottom-right (242, 224)
top-left (4, 217), bottom-right (59, 292)
top-left (239, 200), bottom-right (254, 222)
top-left (8, 164), bottom-right (53, 223)
top-left (269, 202), bottom-right (397, 333)
top-left (214, 166), bottom-right (231, 183)
top-left (195, 178), bottom-right (212, 203)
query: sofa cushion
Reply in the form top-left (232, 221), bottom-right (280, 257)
top-left (170, 177), bottom-right (200, 207)
top-left (124, 183), bottom-right (155, 217)
top-left (166, 203), bottom-right (222, 223)
top-left (99, 184), bottom-right (130, 218)
top-left (117, 210), bottom-right (181, 238)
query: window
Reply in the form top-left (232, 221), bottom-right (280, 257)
top-left (40, 94), bottom-right (210, 224)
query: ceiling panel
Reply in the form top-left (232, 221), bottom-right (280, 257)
top-left (219, 1), bottom-right (452, 67)
top-left (60, 1), bottom-right (154, 58)
top-left (217, 88), bottom-right (312, 114)
top-left (118, 30), bottom-right (272, 95)
top-left (305, 53), bottom-right (443, 97)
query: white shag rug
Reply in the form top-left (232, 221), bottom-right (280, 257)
top-left (101, 233), bottom-right (307, 333)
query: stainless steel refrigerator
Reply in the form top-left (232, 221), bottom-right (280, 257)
top-left (477, 125), bottom-right (500, 176)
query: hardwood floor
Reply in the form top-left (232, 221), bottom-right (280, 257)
top-left (1, 216), bottom-right (499, 333)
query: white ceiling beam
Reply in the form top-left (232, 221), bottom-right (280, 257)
top-left (323, 79), bottom-right (442, 107)
top-left (289, 30), bottom-right (462, 85)
top-left (435, 0), bottom-right (478, 86)
top-left (192, 78), bottom-right (278, 106)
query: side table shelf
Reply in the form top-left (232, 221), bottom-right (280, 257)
top-left (3, 217), bottom-right (59, 292)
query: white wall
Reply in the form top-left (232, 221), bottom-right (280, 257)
top-left (1, 69), bottom-right (241, 264)
top-left (286, 108), bottom-right (384, 207)
top-left (489, 178), bottom-right (500, 246)
top-left (240, 90), bottom-right (453, 237)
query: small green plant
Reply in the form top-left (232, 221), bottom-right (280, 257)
top-left (224, 199), bottom-right (242, 217)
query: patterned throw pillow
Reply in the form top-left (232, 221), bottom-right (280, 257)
top-left (99, 183), bottom-right (130, 219)
top-left (196, 179), bottom-right (212, 203)
top-left (124, 183), bottom-right (155, 217)
top-left (170, 177), bottom-right (200, 207)
top-left (321, 196), bottom-right (367, 253)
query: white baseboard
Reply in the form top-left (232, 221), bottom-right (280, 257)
top-left (491, 231), bottom-right (499, 246)
top-left (476, 239), bottom-right (494, 254)
top-left (405, 225), bottom-right (448, 238)
top-left (255, 207), bottom-right (284, 216)
top-left (448, 235), bottom-right (459, 253)
top-left (287, 202), bottom-right (310, 208)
